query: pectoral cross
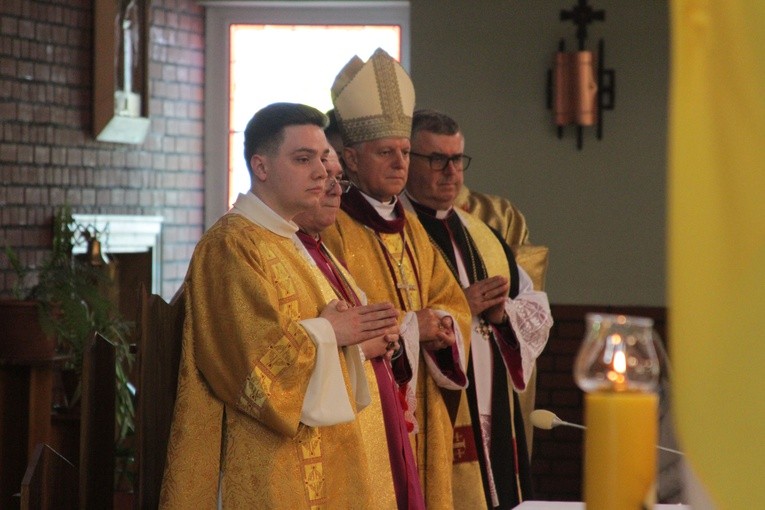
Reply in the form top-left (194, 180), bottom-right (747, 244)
top-left (367, 227), bottom-right (418, 311)
top-left (396, 266), bottom-right (416, 310)
top-left (475, 318), bottom-right (494, 341)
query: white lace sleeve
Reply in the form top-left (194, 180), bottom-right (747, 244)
top-left (504, 266), bottom-right (553, 389)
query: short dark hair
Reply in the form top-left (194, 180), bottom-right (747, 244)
top-left (411, 109), bottom-right (461, 139)
top-left (243, 102), bottom-right (328, 174)
top-left (325, 108), bottom-right (342, 141)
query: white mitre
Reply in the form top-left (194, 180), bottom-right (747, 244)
top-left (331, 48), bottom-right (415, 145)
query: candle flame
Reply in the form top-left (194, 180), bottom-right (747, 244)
top-left (605, 334), bottom-right (628, 389)
top-left (613, 349), bottom-right (627, 374)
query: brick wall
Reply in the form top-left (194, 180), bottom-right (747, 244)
top-left (0, 0), bottom-right (205, 300)
top-left (531, 304), bottom-right (668, 501)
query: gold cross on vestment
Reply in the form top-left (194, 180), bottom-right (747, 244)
top-left (397, 278), bottom-right (415, 310)
top-left (475, 318), bottom-right (493, 341)
top-left (366, 226), bottom-right (418, 310)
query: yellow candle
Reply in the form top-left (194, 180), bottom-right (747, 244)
top-left (584, 391), bottom-right (658, 510)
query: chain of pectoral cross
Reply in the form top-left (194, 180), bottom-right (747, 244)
top-left (365, 227), bottom-right (417, 310)
top-left (428, 218), bottom-right (494, 341)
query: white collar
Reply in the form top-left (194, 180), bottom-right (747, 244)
top-left (358, 189), bottom-right (400, 221)
top-left (400, 190), bottom-right (453, 219)
top-left (228, 191), bottom-right (299, 238)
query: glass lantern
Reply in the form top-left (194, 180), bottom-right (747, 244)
top-left (574, 313), bottom-right (660, 393)
top-left (574, 313), bottom-right (662, 510)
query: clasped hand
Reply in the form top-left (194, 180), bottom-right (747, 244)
top-left (360, 333), bottom-right (400, 361)
top-left (463, 275), bottom-right (509, 325)
top-left (415, 308), bottom-right (456, 351)
top-left (321, 299), bottom-right (399, 347)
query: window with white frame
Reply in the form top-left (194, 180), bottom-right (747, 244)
top-left (201, 1), bottom-right (410, 228)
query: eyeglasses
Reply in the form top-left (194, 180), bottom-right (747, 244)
top-left (410, 152), bottom-right (472, 172)
top-left (325, 176), bottom-right (352, 193)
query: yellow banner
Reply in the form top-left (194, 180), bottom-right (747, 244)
top-left (669, 1), bottom-right (765, 507)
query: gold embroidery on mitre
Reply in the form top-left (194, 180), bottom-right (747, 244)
top-left (331, 48), bottom-right (415, 145)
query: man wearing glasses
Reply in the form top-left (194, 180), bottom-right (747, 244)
top-left (400, 109), bottom-right (553, 509)
top-left (293, 149), bottom-right (425, 509)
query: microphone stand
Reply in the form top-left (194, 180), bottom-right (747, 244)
top-left (531, 409), bottom-right (684, 456)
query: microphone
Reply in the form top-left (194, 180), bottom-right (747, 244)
top-left (530, 409), bottom-right (684, 456)
top-left (531, 409), bottom-right (586, 431)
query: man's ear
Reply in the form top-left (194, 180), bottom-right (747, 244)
top-left (343, 146), bottom-right (359, 178)
top-left (251, 154), bottom-right (268, 182)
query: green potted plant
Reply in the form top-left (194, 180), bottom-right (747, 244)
top-left (1, 206), bottom-right (136, 486)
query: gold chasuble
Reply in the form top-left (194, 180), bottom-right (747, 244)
top-left (323, 205), bottom-right (472, 510)
top-left (455, 185), bottom-right (529, 248)
top-left (160, 208), bottom-right (374, 509)
top-left (357, 363), bottom-right (397, 509)
top-left (293, 233), bottom-right (400, 510)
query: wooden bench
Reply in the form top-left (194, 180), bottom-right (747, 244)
top-left (134, 286), bottom-right (185, 509)
top-left (79, 332), bottom-right (116, 509)
top-left (20, 443), bottom-right (77, 510)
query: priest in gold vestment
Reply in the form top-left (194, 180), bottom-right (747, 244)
top-left (323, 49), bottom-right (473, 510)
top-left (404, 109), bottom-right (552, 509)
top-left (293, 150), bottom-right (424, 509)
top-left (160, 103), bottom-right (401, 509)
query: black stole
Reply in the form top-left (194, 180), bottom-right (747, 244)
top-left (410, 200), bottom-right (532, 509)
